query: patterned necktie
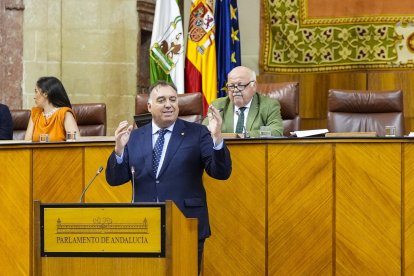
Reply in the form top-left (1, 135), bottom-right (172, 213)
top-left (152, 129), bottom-right (168, 177)
top-left (235, 107), bottom-right (247, 133)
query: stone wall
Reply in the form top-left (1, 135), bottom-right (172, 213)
top-left (23, 0), bottom-right (138, 135)
top-left (0, 0), bottom-right (24, 109)
top-left (4, 0), bottom-right (260, 134)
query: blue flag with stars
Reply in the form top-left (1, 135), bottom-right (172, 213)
top-left (215, 0), bottom-right (241, 98)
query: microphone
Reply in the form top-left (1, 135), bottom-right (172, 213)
top-left (131, 166), bottom-right (135, 203)
top-left (79, 166), bottom-right (104, 203)
top-left (235, 110), bottom-right (250, 139)
top-left (242, 126), bottom-right (250, 138)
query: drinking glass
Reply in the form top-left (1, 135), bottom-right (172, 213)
top-left (385, 126), bottom-right (396, 137)
top-left (66, 131), bottom-right (77, 142)
top-left (39, 134), bottom-right (49, 143)
top-left (260, 126), bottom-right (272, 138)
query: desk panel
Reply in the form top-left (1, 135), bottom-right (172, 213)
top-left (84, 146), bottom-right (131, 203)
top-left (41, 258), bottom-right (165, 276)
top-left (268, 143), bottom-right (333, 275)
top-left (336, 143), bottom-right (401, 275)
top-left (33, 147), bottom-right (83, 203)
top-left (404, 143), bottom-right (414, 275)
top-left (0, 149), bottom-right (31, 275)
top-left (204, 144), bottom-right (267, 275)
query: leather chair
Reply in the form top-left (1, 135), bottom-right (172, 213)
top-left (135, 92), bottom-right (203, 123)
top-left (10, 104), bottom-right (106, 139)
top-left (72, 103), bottom-right (107, 136)
top-left (257, 82), bottom-right (300, 136)
top-left (10, 109), bottom-right (31, 140)
top-left (327, 89), bottom-right (404, 136)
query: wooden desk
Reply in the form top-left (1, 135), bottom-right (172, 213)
top-left (0, 139), bottom-right (130, 275)
top-left (203, 138), bottom-right (414, 275)
top-left (0, 138), bottom-right (413, 275)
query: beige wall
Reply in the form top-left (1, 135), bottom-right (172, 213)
top-left (237, 0), bottom-right (260, 74)
top-left (23, 0), bottom-right (138, 135)
top-left (22, 0), bottom-right (261, 134)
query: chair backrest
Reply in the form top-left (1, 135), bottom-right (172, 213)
top-left (327, 89), bottom-right (404, 136)
top-left (135, 92), bottom-right (203, 123)
top-left (256, 82), bottom-right (300, 136)
top-left (10, 109), bottom-right (31, 140)
top-left (72, 103), bottom-right (107, 136)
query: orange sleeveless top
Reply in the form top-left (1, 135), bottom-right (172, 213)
top-left (31, 107), bottom-right (75, 142)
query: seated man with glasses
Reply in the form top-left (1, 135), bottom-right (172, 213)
top-left (203, 66), bottom-right (283, 137)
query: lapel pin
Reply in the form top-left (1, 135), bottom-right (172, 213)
top-left (181, 132), bottom-right (185, 136)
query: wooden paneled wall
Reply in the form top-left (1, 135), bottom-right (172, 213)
top-left (258, 71), bottom-right (414, 133)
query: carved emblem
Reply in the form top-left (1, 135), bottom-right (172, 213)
top-left (188, 2), bottom-right (214, 43)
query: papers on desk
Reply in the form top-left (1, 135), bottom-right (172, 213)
top-left (409, 132), bottom-right (414, 137)
top-left (0, 139), bottom-right (32, 145)
top-left (76, 136), bottom-right (115, 142)
top-left (325, 132), bottom-right (377, 138)
top-left (290, 129), bottom-right (329, 138)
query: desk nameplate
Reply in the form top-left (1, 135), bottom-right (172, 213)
top-left (40, 203), bottom-right (165, 257)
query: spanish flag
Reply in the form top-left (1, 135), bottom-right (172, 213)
top-left (185, 0), bottom-right (217, 115)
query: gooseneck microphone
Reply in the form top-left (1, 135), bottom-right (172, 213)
top-left (79, 166), bottom-right (104, 203)
top-left (131, 166), bottom-right (136, 203)
top-left (242, 126), bottom-right (250, 138)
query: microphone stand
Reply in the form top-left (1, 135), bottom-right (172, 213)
top-left (131, 166), bottom-right (135, 203)
top-left (79, 166), bottom-right (104, 203)
top-left (242, 126), bottom-right (250, 138)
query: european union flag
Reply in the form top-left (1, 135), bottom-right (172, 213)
top-left (215, 0), bottom-right (241, 98)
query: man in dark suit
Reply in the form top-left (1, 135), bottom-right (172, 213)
top-left (106, 80), bottom-right (232, 273)
top-left (0, 103), bottom-right (13, 140)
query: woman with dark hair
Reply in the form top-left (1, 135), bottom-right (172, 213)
top-left (25, 76), bottom-right (80, 142)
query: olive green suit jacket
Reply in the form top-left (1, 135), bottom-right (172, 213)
top-left (204, 93), bottom-right (283, 138)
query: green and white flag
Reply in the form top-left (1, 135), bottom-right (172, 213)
top-left (150, 0), bottom-right (184, 93)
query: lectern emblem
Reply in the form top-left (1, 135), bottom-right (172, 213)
top-left (56, 217), bottom-right (149, 234)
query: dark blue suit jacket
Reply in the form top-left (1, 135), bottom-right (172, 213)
top-left (0, 104), bottom-right (13, 140)
top-left (106, 119), bottom-right (232, 240)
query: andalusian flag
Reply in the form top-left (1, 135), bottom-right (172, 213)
top-left (215, 0), bottom-right (241, 98)
top-left (185, 0), bottom-right (217, 114)
top-left (150, 0), bottom-right (184, 93)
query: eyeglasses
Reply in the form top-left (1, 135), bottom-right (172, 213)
top-left (226, 80), bottom-right (255, 92)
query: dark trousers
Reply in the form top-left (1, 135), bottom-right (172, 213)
top-left (198, 238), bottom-right (205, 275)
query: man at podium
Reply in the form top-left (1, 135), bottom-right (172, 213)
top-left (106, 80), bottom-right (232, 274)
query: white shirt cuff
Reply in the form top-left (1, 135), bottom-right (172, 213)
top-left (213, 140), bottom-right (224, 150)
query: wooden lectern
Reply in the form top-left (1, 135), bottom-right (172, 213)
top-left (33, 200), bottom-right (197, 276)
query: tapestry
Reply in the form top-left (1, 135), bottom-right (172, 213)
top-left (261, 0), bottom-right (414, 73)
